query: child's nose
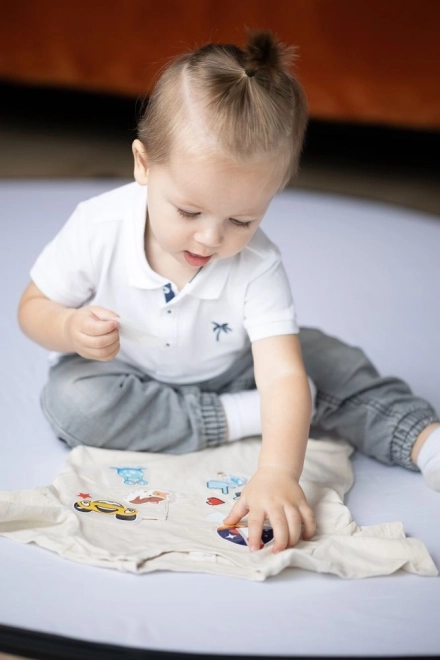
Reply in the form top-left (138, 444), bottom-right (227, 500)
top-left (194, 224), bottom-right (223, 248)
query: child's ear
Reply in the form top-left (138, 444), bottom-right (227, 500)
top-left (132, 139), bottom-right (149, 185)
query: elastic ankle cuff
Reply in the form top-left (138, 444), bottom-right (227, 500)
top-left (390, 410), bottom-right (440, 471)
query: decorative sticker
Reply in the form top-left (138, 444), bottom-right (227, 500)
top-left (206, 480), bottom-right (230, 495)
top-left (124, 489), bottom-right (173, 505)
top-left (217, 524), bottom-right (274, 549)
top-left (110, 467), bottom-right (148, 485)
top-left (207, 472), bottom-right (247, 495)
top-left (73, 498), bottom-right (139, 522)
top-left (78, 492), bottom-right (91, 499)
top-left (206, 512), bottom-right (225, 523)
top-left (206, 497), bottom-right (225, 506)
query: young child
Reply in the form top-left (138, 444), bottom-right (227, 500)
top-left (17, 31), bottom-right (440, 554)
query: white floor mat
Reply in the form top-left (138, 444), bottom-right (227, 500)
top-left (1, 180), bottom-right (439, 657)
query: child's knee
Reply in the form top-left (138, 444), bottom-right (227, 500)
top-left (301, 328), bottom-right (378, 390)
top-left (40, 372), bottom-right (109, 448)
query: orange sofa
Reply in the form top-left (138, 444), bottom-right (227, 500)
top-left (1, 0), bottom-right (439, 129)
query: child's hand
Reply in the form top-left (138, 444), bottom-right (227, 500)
top-left (64, 306), bottom-right (120, 361)
top-left (222, 467), bottom-right (316, 553)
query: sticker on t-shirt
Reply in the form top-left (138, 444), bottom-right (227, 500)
top-left (206, 512), bottom-right (226, 523)
top-left (124, 489), bottom-right (173, 505)
top-left (206, 497), bottom-right (225, 506)
top-left (110, 467), bottom-right (148, 486)
top-left (73, 498), bottom-right (139, 522)
top-left (206, 472), bottom-right (247, 495)
top-left (217, 524), bottom-right (274, 549)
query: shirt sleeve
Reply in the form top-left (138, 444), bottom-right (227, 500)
top-left (243, 258), bottom-right (299, 342)
top-left (30, 202), bottom-right (95, 307)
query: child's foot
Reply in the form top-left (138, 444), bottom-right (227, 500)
top-left (415, 426), bottom-right (440, 491)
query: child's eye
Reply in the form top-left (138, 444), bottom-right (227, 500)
top-left (177, 208), bottom-right (199, 219)
top-left (230, 218), bottom-right (252, 229)
top-left (177, 207), bottom-right (251, 229)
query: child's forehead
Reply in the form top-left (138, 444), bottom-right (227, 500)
top-left (168, 144), bottom-right (283, 184)
top-left (164, 150), bottom-right (281, 210)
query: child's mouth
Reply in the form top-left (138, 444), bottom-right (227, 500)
top-left (184, 251), bottom-right (213, 267)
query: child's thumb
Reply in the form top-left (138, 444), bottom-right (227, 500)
top-left (90, 307), bottom-right (120, 322)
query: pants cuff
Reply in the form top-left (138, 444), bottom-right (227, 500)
top-left (200, 392), bottom-right (227, 448)
top-left (391, 410), bottom-right (440, 471)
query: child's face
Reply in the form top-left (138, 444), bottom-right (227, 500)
top-left (133, 140), bottom-right (283, 275)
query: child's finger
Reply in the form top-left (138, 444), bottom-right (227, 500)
top-left (269, 513), bottom-right (290, 553)
top-left (284, 507), bottom-right (303, 548)
top-left (246, 510), bottom-right (267, 552)
top-left (86, 329), bottom-right (120, 350)
top-left (83, 318), bottom-right (118, 337)
top-left (90, 338), bottom-right (121, 361)
top-left (223, 500), bottom-right (248, 526)
top-left (299, 504), bottom-right (316, 540)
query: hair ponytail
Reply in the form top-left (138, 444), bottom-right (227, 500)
top-left (138, 29), bottom-right (308, 186)
top-left (243, 29), bottom-right (295, 83)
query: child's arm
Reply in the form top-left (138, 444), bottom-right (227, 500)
top-left (223, 334), bottom-right (316, 552)
top-left (18, 281), bottom-right (120, 361)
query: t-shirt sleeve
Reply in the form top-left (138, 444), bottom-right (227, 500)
top-left (243, 258), bottom-right (299, 342)
top-left (30, 202), bottom-right (95, 307)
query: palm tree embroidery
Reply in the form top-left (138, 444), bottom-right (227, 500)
top-left (212, 322), bottom-right (232, 342)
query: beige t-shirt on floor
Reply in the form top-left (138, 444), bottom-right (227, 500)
top-left (0, 438), bottom-right (437, 580)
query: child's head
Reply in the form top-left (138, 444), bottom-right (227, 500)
top-left (136, 29), bottom-right (308, 187)
top-left (132, 30), bottom-right (308, 272)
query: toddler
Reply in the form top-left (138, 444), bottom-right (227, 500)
top-left (18, 30), bottom-right (440, 553)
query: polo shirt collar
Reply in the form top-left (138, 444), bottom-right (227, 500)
top-left (186, 256), bottom-right (233, 300)
top-left (125, 183), bottom-right (233, 300)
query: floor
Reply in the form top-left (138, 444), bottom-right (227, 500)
top-left (1, 82), bottom-right (439, 216)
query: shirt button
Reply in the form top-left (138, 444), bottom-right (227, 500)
top-left (166, 343), bottom-right (171, 347)
top-left (167, 310), bottom-right (172, 315)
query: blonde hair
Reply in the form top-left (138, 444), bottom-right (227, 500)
top-left (138, 30), bottom-right (308, 188)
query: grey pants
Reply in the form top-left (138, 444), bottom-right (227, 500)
top-left (41, 327), bottom-right (439, 471)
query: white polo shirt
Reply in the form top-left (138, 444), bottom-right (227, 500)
top-left (30, 182), bottom-right (298, 384)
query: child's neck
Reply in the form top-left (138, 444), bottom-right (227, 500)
top-left (144, 233), bottom-right (197, 292)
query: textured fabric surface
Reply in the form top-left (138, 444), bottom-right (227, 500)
top-left (0, 438), bottom-right (437, 581)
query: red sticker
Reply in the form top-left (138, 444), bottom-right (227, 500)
top-left (207, 497), bottom-right (225, 506)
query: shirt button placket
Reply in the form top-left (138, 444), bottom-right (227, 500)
top-left (164, 305), bottom-right (175, 351)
